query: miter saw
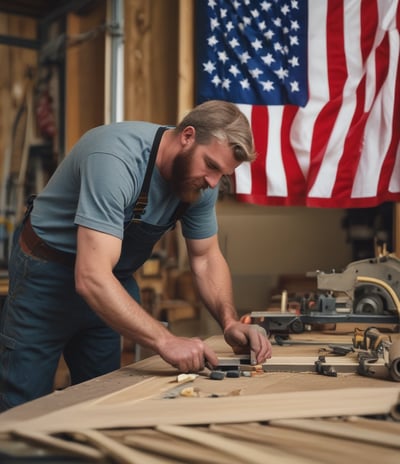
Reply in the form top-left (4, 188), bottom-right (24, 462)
top-left (251, 253), bottom-right (400, 334)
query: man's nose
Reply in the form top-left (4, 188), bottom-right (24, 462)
top-left (205, 172), bottom-right (222, 189)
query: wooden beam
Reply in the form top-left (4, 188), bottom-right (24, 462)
top-left (177, 0), bottom-right (194, 121)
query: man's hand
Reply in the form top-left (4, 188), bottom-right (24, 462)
top-left (157, 336), bottom-right (219, 373)
top-left (223, 321), bottom-right (272, 364)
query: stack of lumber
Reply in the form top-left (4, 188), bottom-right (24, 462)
top-left (0, 332), bottom-right (399, 463)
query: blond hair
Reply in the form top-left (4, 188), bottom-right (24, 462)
top-left (175, 100), bottom-right (256, 162)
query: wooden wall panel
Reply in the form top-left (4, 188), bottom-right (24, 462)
top-left (177, 0), bottom-right (194, 120)
top-left (0, 13), bottom-right (37, 182)
top-left (65, 2), bottom-right (107, 153)
top-left (124, 0), bottom-right (179, 125)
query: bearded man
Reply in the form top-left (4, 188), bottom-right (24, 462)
top-left (0, 100), bottom-right (272, 411)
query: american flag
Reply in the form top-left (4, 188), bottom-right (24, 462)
top-left (196, 0), bottom-right (400, 208)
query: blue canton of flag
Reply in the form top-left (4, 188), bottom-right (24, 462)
top-left (196, 0), bottom-right (308, 106)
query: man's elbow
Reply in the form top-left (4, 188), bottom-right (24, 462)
top-left (74, 267), bottom-right (96, 299)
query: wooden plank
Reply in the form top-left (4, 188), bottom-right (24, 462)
top-left (121, 429), bottom-right (235, 464)
top-left (270, 418), bottom-right (400, 449)
top-left (210, 422), bottom-right (400, 464)
top-left (10, 429), bottom-right (103, 461)
top-left (157, 424), bottom-right (313, 464)
top-left (262, 356), bottom-right (359, 373)
top-left (65, 429), bottom-right (170, 464)
top-left (1, 386), bottom-right (399, 433)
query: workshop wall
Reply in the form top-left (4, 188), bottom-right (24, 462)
top-left (0, 13), bottom-right (37, 196)
top-left (216, 197), bottom-right (352, 314)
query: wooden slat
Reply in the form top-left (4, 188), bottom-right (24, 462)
top-left (210, 422), bottom-right (400, 464)
top-left (66, 429), bottom-right (171, 464)
top-left (1, 386), bottom-right (399, 433)
top-left (10, 429), bottom-right (103, 460)
top-left (122, 429), bottom-right (235, 464)
top-left (157, 424), bottom-right (314, 464)
top-left (270, 418), bottom-right (400, 449)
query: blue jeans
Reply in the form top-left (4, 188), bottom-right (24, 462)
top-left (0, 225), bottom-right (140, 411)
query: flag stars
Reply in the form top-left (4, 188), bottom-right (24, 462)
top-left (202, 60), bottom-right (216, 74)
top-left (207, 35), bottom-right (218, 47)
top-left (229, 64), bottom-right (241, 77)
top-left (232, 0), bottom-right (240, 9)
top-left (211, 75), bottom-right (221, 87)
top-left (200, 1), bottom-right (307, 106)
top-left (243, 16), bottom-right (252, 27)
top-left (261, 80), bottom-right (274, 91)
top-left (264, 29), bottom-right (275, 40)
top-left (251, 38), bottom-right (263, 51)
top-left (288, 56), bottom-right (299, 67)
top-left (226, 21), bottom-right (234, 32)
top-left (239, 51), bottom-right (251, 64)
top-left (274, 67), bottom-right (289, 80)
top-left (250, 68), bottom-right (263, 79)
top-left (210, 17), bottom-right (220, 30)
top-left (222, 78), bottom-right (231, 89)
top-left (229, 37), bottom-right (240, 48)
top-left (281, 4), bottom-right (290, 15)
top-left (291, 20), bottom-right (300, 31)
top-left (217, 50), bottom-right (229, 63)
top-left (261, 1), bottom-right (272, 11)
top-left (261, 53), bottom-right (275, 65)
top-left (258, 20), bottom-right (267, 31)
top-left (240, 78), bottom-right (250, 89)
top-left (273, 17), bottom-right (282, 27)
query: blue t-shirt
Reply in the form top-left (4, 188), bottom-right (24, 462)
top-left (30, 121), bottom-right (218, 254)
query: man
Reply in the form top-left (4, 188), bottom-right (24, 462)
top-left (0, 100), bottom-right (272, 411)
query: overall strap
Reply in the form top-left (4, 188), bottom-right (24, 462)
top-left (131, 126), bottom-right (167, 224)
top-left (171, 201), bottom-right (190, 223)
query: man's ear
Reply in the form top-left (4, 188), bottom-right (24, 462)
top-left (180, 126), bottom-right (196, 147)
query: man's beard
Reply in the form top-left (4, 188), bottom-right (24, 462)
top-left (171, 147), bottom-right (205, 203)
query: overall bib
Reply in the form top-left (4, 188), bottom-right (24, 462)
top-left (0, 127), bottom-right (185, 410)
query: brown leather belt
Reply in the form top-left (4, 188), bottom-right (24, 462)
top-left (19, 216), bottom-right (76, 268)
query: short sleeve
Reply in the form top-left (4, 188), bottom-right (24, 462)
top-left (74, 153), bottom-right (138, 239)
top-left (180, 188), bottom-right (219, 239)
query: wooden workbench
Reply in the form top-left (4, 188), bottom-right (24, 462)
top-left (1, 331), bottom-right (400, 463)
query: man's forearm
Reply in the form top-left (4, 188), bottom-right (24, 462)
top-left (192, 252), bottom-right (239, 330)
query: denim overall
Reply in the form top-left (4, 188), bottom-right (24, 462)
top-left (0, 127), bottom-right (185, 410)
